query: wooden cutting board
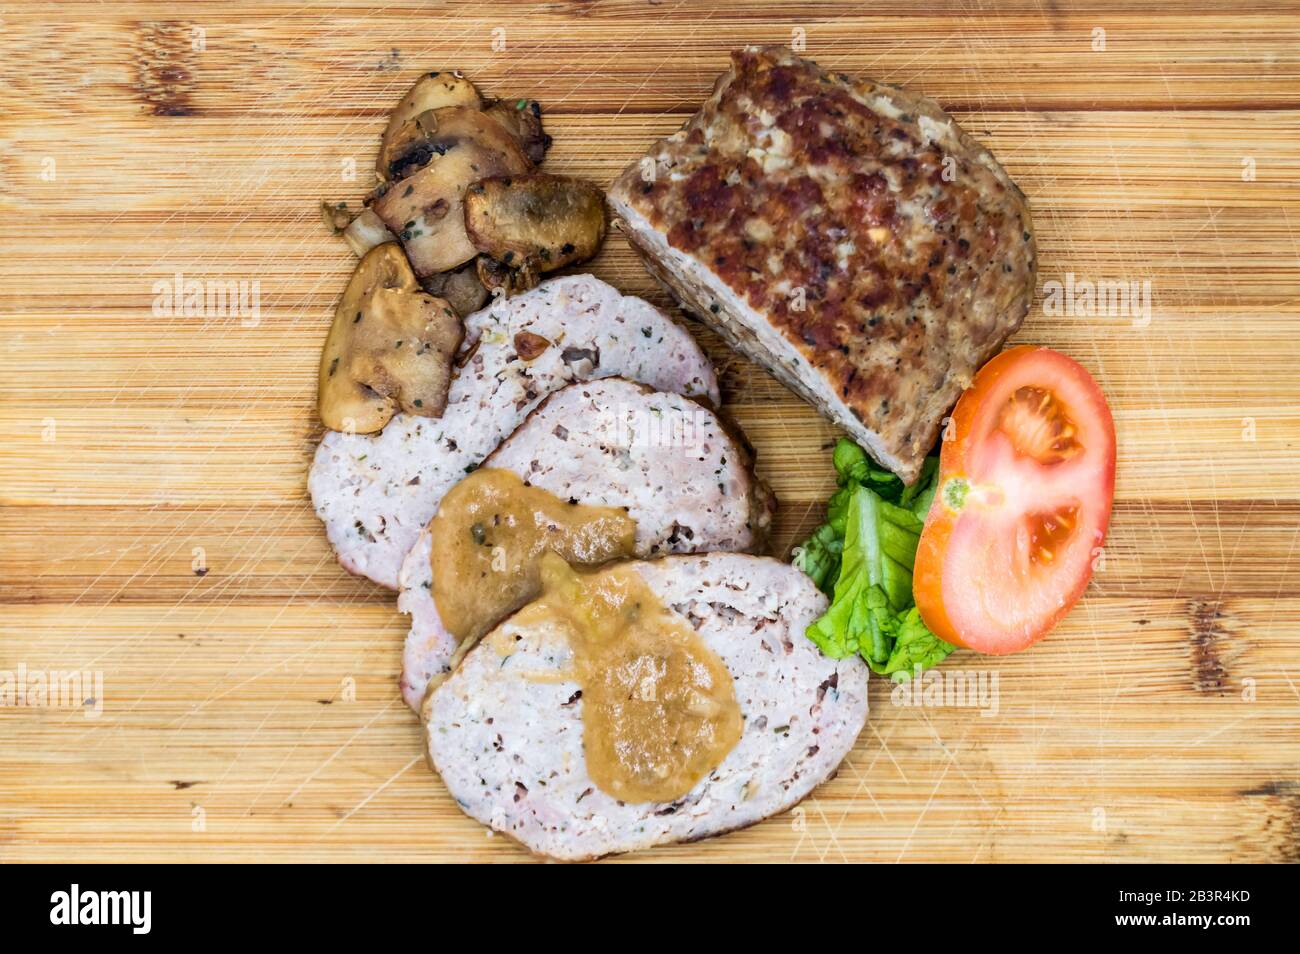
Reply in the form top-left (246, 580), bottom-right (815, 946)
top-left (2, 0), bottom-right (1298, 863)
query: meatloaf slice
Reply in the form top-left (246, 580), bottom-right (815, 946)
top-left (309, 274), bottom-right (718, 589)
top-left (397, 376), bottom-right (775, 709)
top-left (425, 553), bottom-right (868, 860)
top-left (609, 45), bottom-right (1036, 483)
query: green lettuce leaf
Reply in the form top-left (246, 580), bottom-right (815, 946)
top-left (791, 523), bottom-right (841, 596)
top-left (875, 607), bottom-right (956, 681)
top-left (795, 440), bottom-right (955, 679)
top-left (806, 487), bottom-right (894, 660)
top-left (833, 439), bottom-right (906, 502)
top-left (900, 456), bottom-right (939, 511)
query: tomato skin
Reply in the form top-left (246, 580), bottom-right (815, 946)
top-left (914, 346), bottom-right (1116, 654)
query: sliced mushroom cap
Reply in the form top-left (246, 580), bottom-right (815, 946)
top-left (378, 71), bottom-right (481, 181)
top-left (464, 174), bottom-right (606, 278)
top-left (370, 107), bottom-right (532, 277)
top-left (482, 97), bottom-right (551, 165)
top-left (381, 110), bottom-right (444, 183)
top-left (319, 243), bottom-right (463, 433)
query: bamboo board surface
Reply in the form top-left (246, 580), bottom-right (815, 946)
top-left (1, 0), bottom-right (1298, 863)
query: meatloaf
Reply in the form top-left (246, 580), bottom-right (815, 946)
top-left (308, 274), bottom-right (719, 588)
top-left (397, 377), bottom-right (775, 709)
top-left (424, 553), bottom-right (869, 860)
top-left (609, 46), bottom-right (1036, 483)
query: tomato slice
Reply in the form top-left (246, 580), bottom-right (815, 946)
top-left (913, 346), bottom-right (1116, 654)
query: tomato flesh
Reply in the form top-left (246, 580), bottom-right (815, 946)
top-left (914, 346), bottom-right (1116, 654)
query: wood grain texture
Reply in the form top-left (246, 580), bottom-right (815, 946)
top-left (1, 0), bottom-right (1298, 863)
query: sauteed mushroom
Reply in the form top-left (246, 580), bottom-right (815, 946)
top-left (476, 253), bottom-right (540, 298)
top-left (464, 174), bottom-right (606, 290)
top-left (321, 202), bottom-right (398, 258)
top-left (320, 200), bottom-right (354, 233)
top-left (370, 107), bottom-right (532, 277)
top-left (482, 97), bottom-right (551, 165)
top-left (377, 71), bottom-right (481, 181)
top-left (319, 243), bottom-right (463, 433)
top-left (341, 208), bottom-right (397, 257)
top-left (422, 259), bottom-right (490, 316)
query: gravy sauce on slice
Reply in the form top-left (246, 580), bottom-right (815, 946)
top-left (430, 468), bottom-right (637, 644)
top-left (506, 552), bottom-right (743, 803)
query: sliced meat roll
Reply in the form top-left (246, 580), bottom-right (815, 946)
top-left (398, 377), bottom-right (775, 709)
top-left (309, 275), bottom-right (719, 589)
top-left (424, 554), bottom-right (869, 860)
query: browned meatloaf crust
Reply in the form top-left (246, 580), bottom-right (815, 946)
top-left (609, 45), bottom-right (1036, 483)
